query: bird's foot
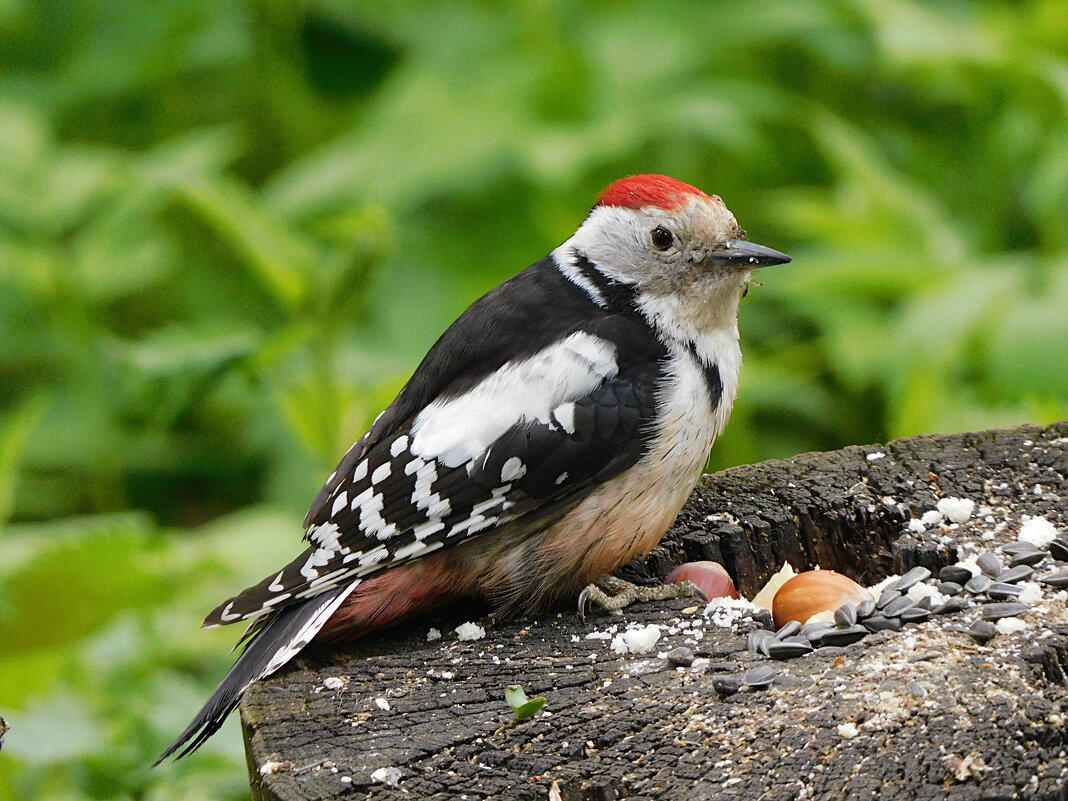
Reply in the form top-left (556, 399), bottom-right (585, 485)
top-left (577, 575), bottom-right (707, 622)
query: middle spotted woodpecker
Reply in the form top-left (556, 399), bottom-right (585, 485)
top-left (158, 174), bottom-right (790, 761)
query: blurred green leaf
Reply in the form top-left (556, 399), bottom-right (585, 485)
top-left (1, 1), bottom-right (1067, 798)
top-left (0, 394), bottom-right (48, 525)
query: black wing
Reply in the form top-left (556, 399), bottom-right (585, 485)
top-left (205, 256), bottom-right (666, 627)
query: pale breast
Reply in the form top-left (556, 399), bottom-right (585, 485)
top-left (530, 339), bottom-right (738, 601)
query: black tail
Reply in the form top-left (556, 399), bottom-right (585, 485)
top-left (154, 582), bottom-right (356, 764)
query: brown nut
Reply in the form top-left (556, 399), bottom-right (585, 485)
top-left (772, 570), bottom-right (871, 627)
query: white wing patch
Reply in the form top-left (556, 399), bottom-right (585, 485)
top-left (409, 332), bottom-right (618, 466)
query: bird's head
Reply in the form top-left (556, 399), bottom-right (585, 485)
top-left (561, 174), bottom-right (790, 304)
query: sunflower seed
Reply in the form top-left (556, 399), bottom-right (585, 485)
top-left (981, 602), bottom-right (1029, 621)
top-left (748, 630), bottom-right (775, 653)
top-left (1011, 550), bottom-right (1047, 567)
top-left (977, 553), bottom-right (1003, 578)
top-left (996, 565), bottom-right (1034, 585)
top-left (856, 599), bottom-right (877, 618)
top-left (966, 621), bottom-right (998, 644)
top-left (665, 646), bottom-right (694, 667)
top-left (932, 597), bottom-right (968, 615)
top-left (776, 620), bottom-right (802, 640)
top-left (939, 565), bottom-right (973, 584)
top-left (899, 607), bottom-right (931, 623)
top-left (987, 582), bottom-right (1022, 600)
top-left (742, 665), bottom-right (777, 688)
top-left (801, 622), bottom-right (835, 643)
top-left (713, 674), bottom-right (743, 695)
top-left (766, 641), bottom-right (813, 660)
top-left (890, 566), bottom-right (932, 592)
top-left (877, 589), bottom-right (902, 610)
top-left (937, 581), bottom-right (962, 596)
top-left (1001, 541), bottom-right (1039, 556)
top-left (883, 596), bottom-right (915, 617)
top-left (1038, 571), bottom-right (1068, 589)
top-left (862, 615), bottom-right (903, 633)
top-left (834, 603), bottom-right (857, 628)
top-left (820, 625), bottom-right (868, 646)
top-left (1049, 538), bottom-right (1068, 562)
top-left (964, 574), bottom-right (993, 595)
top-left (907, 681), bottom-right (928, 698)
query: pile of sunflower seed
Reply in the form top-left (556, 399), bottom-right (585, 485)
top-left (722, 533), bottom-right (1068, 692)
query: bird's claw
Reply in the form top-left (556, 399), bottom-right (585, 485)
top-left (575, 576), bottom-right (707, 622)
top-left (577, 585), bottom-right (593, 623)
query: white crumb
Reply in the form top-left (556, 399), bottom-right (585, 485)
top-left (610, 624), bottom-right (661, 655)
top-left (371, 766), bottom-right (402, 787)
top-left (1017, 582), bottom-right (1044, 604)
top-left (703, 597), bottom-right (762, 627)
top-left (908, 518), bottom-right (927, 533)
top-left (921, 510), bottom-right (944, 526)
top-left (996, 617), bottom-right (1029, 635)
top-left (907, 582), bottom-right (947, 607)
top-left (426, 627), bottom-right (441, 642)
top-left (322, 676), bottom-right (345, 691)
top-left (866, 452), bottom-right (886, 461)
top-left (838, 722), bottom-right (859, 739)
top-left (455, 622), bottom-right (486, 641)
top-left (259, 761), bottom-right (291, 776)
top-left (937, 497), bottom-right (975, 524)
top-left (374, 697), bottom-right (391, 711)
top-left (869, 574), bottom-right (899, 595)
top-left (1018, 515), bottom-right (1059, 548)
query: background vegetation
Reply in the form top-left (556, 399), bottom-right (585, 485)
top-left (1, 1), bottom-right (1066, 798)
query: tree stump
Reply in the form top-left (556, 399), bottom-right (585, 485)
top-left (242, 422), bottom-right (1068, 801)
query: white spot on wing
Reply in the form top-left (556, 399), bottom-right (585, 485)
top-left (393, 539), bottom-right (428, 560)
top-left (371, 462), bottom-right (391, 484)
top-left (353, 460), bottom-right (368, 482)
top-left (390, 435), bottom-right (409, 457)
top-left (501, 456), bottom-right (526, 481)
top-left (219, 601), bottom-right (239, 622)
top-left (554, 402), bottom-right (576, 434)
top-left (331, 492), bottom-right (348, 518)
top-left (300, 547), bottom-right (333, 579)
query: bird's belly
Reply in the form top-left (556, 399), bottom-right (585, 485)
top-left (528, 352), bottom-right (728, 604)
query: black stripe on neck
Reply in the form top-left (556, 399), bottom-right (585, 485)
top-left (688, 344), bottom-right (723, 409)
top-left (572, 250), bottom-right (641, 316)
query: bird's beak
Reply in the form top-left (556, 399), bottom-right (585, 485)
top-left (709, 239), bottom-right (791, 268)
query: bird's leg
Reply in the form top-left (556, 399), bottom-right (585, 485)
top-left (577, 575), bottom-right (707, 622)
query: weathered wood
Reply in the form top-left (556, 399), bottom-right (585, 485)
top-left (242, 421), bottom-right (1068, 800)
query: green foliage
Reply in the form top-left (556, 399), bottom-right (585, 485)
top-left (504, 684), bottom-right (547, 723)
top-left (0, 0), bottom-right (1066, 798)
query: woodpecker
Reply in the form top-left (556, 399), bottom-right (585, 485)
top-left (157, 174), bottom-right (790, 762)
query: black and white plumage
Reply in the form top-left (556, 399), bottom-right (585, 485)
top-left (158, 174), bottom-right (790, 762)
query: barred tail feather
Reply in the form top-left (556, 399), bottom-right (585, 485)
top-left (154, 582), bottom-right (358, 764)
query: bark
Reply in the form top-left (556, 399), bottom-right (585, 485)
top-left (242, 421), bottom-right (1068, 801)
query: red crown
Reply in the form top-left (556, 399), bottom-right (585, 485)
top-left (597, 174), bottom-right (711, 211)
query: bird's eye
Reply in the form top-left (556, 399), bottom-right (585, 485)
top-left (651, 226), bottom-right (674, 250)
